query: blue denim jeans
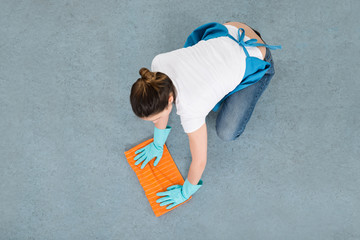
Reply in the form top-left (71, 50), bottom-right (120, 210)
top-left (216, 30), bottom-right (275, 141)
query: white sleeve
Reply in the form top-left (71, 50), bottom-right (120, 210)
top-left (151, 55), bottom-right (160, 72)
top-left (180, 115), bottom-right (206, 134)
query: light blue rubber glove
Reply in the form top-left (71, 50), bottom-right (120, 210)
top-left (156, 178), bottom-right (203, 209)
top-left (134, 125), bottom-right (172, 169)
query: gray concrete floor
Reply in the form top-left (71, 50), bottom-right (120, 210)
top-left (1, 0), bottom-right (359, 239)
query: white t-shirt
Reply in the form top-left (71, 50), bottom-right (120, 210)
top-left (151, 25), bottom-right (263, 133)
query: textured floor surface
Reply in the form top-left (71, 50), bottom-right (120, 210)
top-left (1, 0), bottom-right (359, 239)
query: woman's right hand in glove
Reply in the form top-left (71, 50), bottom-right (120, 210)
top-left (134, 125), bottom-right (172, 169)
top-left (134, 142), bottom-right (164, 169)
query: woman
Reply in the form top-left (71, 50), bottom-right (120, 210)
top-left (130, 21), bottom-right (281, 210)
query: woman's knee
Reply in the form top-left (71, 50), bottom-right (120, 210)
top-left (216, 125), bottom-right (245, 142)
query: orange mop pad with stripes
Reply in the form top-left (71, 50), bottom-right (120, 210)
top-left (124, 138), bottom-right (191, 217)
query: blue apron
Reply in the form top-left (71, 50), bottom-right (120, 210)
top-left (183, 22), bottom-right (282, 112)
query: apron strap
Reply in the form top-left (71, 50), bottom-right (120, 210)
top-left (227, 28), bottom-right (282, 57)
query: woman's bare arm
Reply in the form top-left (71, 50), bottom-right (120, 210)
top-left (186, 123), bottom-right (207, 185)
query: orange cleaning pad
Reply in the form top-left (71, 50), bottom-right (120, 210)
top-left (124, 138), bottom-right (191, 217)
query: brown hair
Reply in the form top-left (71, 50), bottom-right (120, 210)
top-left (130, 67), bottom-right (177, 118)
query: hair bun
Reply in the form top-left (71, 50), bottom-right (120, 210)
top-left (139, 67), bottom-right (154, 84)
